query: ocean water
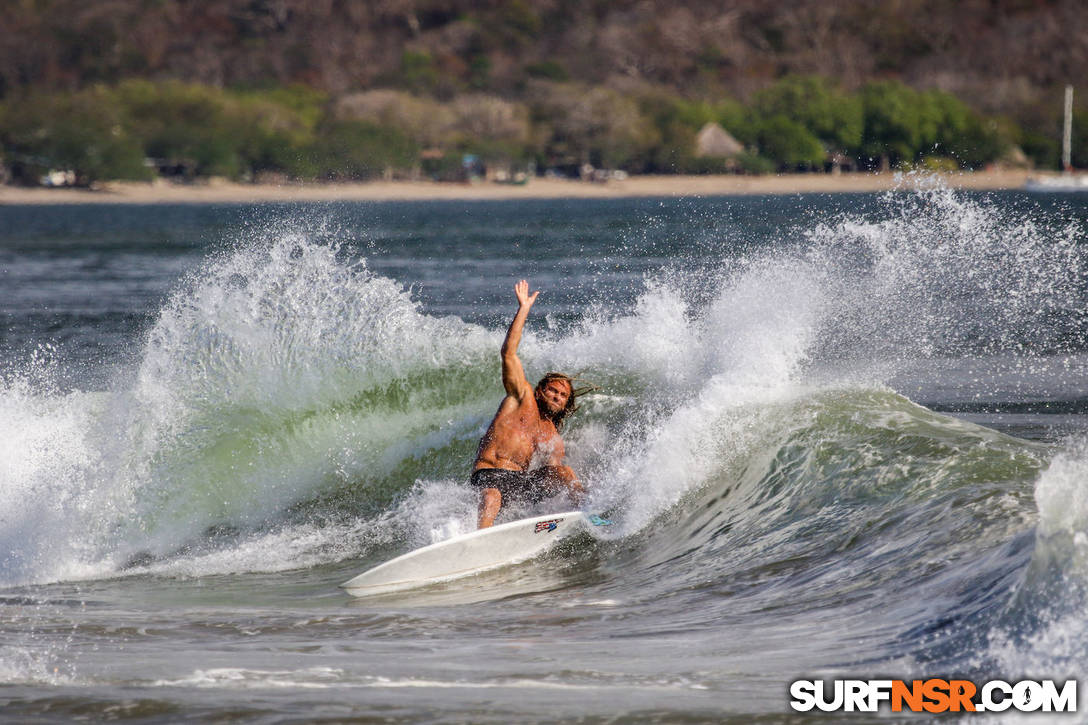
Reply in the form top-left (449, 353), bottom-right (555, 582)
top-left (1, 185), bottom-right (1087, 722)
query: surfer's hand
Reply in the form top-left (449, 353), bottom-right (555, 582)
top-left (515, 279), bottom-right (539, 309)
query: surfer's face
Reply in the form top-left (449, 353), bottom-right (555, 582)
top-left (540, 380), bottom-right (571, 414)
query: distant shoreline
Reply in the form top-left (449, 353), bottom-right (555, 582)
top-left (0, 170), bottom-right (1037, 205)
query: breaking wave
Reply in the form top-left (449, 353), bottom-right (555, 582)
top-left (2, 184), bottom-right (1087, 682)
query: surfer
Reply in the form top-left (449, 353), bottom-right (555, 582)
top-left (471, 279), bottom-right (585, 528)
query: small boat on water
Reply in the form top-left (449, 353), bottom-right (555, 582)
top-left (1025, 85), bottom-right (1087, 192)
top-left (1024, 174), bottom-right (1088, 192)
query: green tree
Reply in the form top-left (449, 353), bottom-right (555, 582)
top-left (858, 81), bottom-right (935, 168)
top-left (635, 92), bottom-right (715, 173)
top-left (1020, 128), bottom-right (1060, 169)
top-left (0, 86), bottom-right (150, 184)
top-left (115, 79), bottom-right (320, 179)
top-left (752, 75), bottom-right (863, 153)
top-left (229, 94), bottom-right (318, 177)
top-left (856, 82), bottom-right (1005, 170)
top-left (754, 115), bottom-right (825, 169)
top-left (309, 120), bottom-right (419, 180)
top-left (712, 98), bottom-right (754, 145)
top-left (115, 80), bottom-right (245, 177)
top-left (922, 90), bottom-right (1006, 169)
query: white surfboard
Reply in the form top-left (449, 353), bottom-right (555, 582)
top-left (340, 511), bottom-right (609, 597)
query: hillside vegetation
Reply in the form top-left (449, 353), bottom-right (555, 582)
top-left (1, 0), bottom-right (1085, 185)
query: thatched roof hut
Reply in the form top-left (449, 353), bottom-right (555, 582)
top-left (695, 122), bottom-right (743, 158)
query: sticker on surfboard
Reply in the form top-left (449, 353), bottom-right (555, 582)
top-left (534, 518), bottom-right (563, 533)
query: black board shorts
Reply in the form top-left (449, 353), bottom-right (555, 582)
top-left (469, 468), bottom-right (561, 505)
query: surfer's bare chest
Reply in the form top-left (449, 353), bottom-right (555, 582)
top-left (481, 399), bottom-right (563, 468)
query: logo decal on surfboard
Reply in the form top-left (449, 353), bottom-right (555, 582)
top-left (534, 518), bottom-right (563, 533)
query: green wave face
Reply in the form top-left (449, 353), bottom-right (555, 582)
top-left (597, 386), bottom-right (1046, 565)
top-left (86, 235), bottom-right (504, 560)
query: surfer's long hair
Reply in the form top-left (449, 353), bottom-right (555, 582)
top-left (534, 372), bottom-right (597, 430)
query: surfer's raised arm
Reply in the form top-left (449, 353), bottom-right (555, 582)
top-left (500, 279), bottom-right (538, 399)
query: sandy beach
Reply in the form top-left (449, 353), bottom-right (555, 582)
top-left (0, 169), bottom-right (1035, 205)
